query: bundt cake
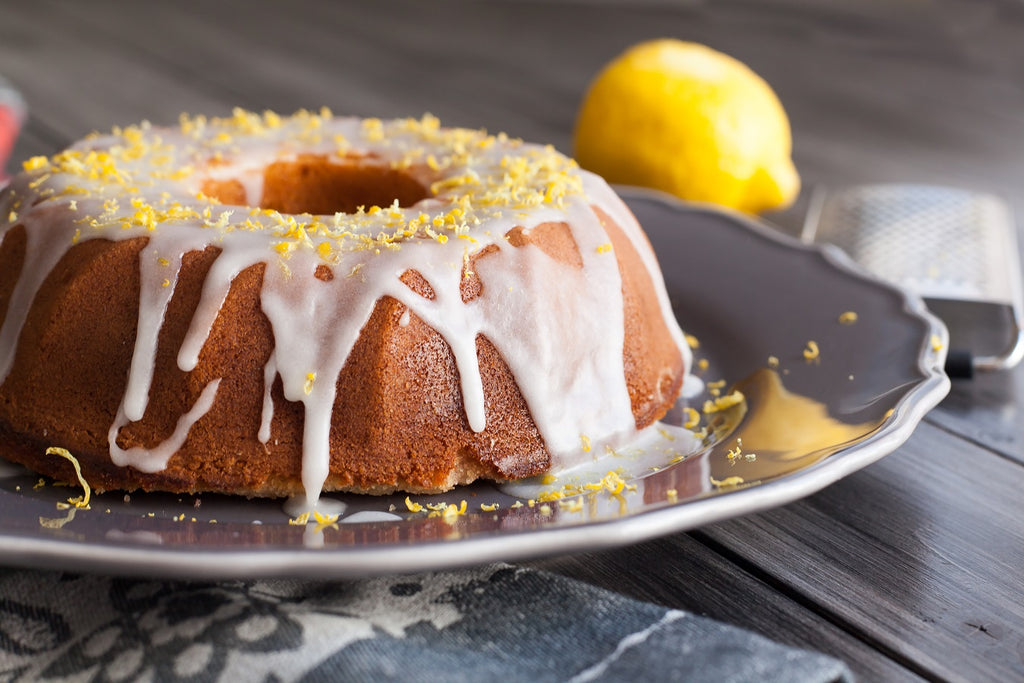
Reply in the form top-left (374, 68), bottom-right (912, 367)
top-left (0, 109), bottom-right (689, 502)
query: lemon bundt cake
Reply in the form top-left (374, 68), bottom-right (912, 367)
top-left (0, 110), bottom-right (689, 503)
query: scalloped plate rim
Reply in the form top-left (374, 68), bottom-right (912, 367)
top-left (0, 188), bottom-right (951, 579)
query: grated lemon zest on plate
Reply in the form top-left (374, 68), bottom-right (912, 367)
top-left (313, 510), bottom-right (339, 531)
top-left (288, 512), bottom-right (311, 525)
top-left (703, 390), bottom-right (745, 414)
top-left (429, 500), bottom-right (468, 521)
top-left (537, 489), bottom-right (566, 503)
top-left (838, 311), bottom-right (858, 325)
top-left (46, 447), bottom-right (91, 509)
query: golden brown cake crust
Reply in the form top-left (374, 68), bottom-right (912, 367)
top-left (0, 112), bottom-right (687, 498)
top-left (0, 215), bottom-right (680, 495)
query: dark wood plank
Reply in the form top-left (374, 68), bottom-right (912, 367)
top-left (0, 2), bottom-right (232, 136)
top-left (531, 536), bottom-right (924, 682)
top-left (929, 372), bottom-right (1024, 468)
top-left (699, 422), bottom-right (1024, 682)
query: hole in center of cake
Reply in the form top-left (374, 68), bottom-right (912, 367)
top-left (202, 155), bottom-right (430, 215)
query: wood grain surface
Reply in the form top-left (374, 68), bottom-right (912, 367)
top-left (2, 0), bottom-right (1024, 680)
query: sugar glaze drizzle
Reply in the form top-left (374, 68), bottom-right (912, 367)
top-left (0, 111), bottom-right (689, 505)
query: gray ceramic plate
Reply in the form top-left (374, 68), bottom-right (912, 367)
top-left (0, 189), bottom-right (950, 579)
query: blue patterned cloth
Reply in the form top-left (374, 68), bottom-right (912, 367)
top-left (0, 564), bottom-right (851, 681)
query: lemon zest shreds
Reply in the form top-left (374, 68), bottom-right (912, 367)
top-left (595, 471), bottom-right (635, 496)
top-left (24, 111), bottom-right (586, 266)
top-left (445, 500), bottom-right (468, 521)
top-left (23, 156), bottom-right (50, 172)
top-left (428, 500), bottom-right (468, 520)
top-left (313, 510), bottom-right (340, 531)
top-left (838, 311), bottom-right (858, 325)
top-left (931, 335), bottom-right (944, 352)
top-left (537, 489), bottom-right (566, 503)
top-left (289, 512), bottom-right (311, 525)
top-left (710, 475), bottom-right (745, 489)
top-left (685, 334), bottom-right (700, 350)
top-left (683, 407), bottom-right (701, 430)
top-left (480, 503), bottom-right (499, 512)
top-left (703, 390), bottom-right (745, 414)
top-left (46, 447), bottom-right (91, 509)
top-left (405, 497), bottom-right (424, 513)
top-left (803, 340), bottom-right (820, 362)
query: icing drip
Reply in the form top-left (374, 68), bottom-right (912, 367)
top-left (259, 350), bottom-right (277, 443)
top-left (122, 236), bottom-right (209, 421)
top-left (0, 206), bottom-right (75, 380)
top-left (0, 111), bottom-right (688, 502)
top-left (584, 179), bottom-right (693, 374)
top-left (259, 246), bottom-right (378, 500)
top-left (108, 378), bottom-right (221, 472)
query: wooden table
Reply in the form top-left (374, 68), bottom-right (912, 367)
top-left (3, 1), bottom-right (1023, 680)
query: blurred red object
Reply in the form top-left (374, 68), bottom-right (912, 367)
top-left (0, 78), bottom-right (26, 185)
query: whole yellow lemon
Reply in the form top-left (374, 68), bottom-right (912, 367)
top-left (574, 39), bottom-right (800, 214)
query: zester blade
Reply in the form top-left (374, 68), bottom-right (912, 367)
top-left (803, 184), bottom-right (1024, 374)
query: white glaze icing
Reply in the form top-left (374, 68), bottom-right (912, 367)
top-left (0, 110), bottom-right (689, 504)
top-left (283, 494), bottom-right (347, 518)
top-left (340, 510), bottom-right (403, 523)
top-left (499, 420), bottom-right (703, 501)
top-left (108, 378), bottom-right (221, 472)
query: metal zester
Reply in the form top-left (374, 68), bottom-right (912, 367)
top-left (802, 184), bottom-right (1024, 377)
